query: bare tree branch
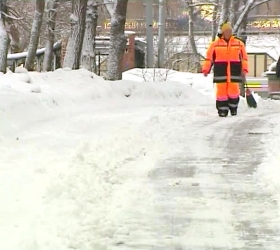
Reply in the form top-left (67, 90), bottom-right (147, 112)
top-left (211, 0), bottom-right (219, 41)
top-left (218, 0), bottom-right (231, 27)
top-left (233, 0), bottom-right (255, 34)
top-left (189, 2), bottom-right (218, 7)
top-left (237, 0), bottom-right (273, 12)
top-left (0, 11), bottom-right (24, 20)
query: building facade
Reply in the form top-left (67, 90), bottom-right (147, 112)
top-left (247, 0), bottom-right (280, 31)
top-left (100, 0), bottom-right (184, 35)
top-left (98, 0), bottom-right (280, 35)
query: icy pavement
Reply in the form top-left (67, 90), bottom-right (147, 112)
top-left (1, 102), bottom-right (280, 250)
top-left (110, 111), bottom-right (280, 250)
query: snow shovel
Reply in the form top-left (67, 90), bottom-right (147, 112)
top-left (244, 78), bottom-right (257, 108)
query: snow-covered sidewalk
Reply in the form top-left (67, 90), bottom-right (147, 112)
top-left (1, 68), bottom-right (280, 249)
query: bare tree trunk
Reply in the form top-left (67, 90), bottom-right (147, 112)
top-left (43, 0), bottom-right (58, 71)
top-left (186, 0), bottom-right (201, 72)
top-left (211, 0), bottom-right (219, 41)
top-left (238, 0), bottom-right (249, 98)
top-left (238, 16), bottom-right (248, 39)
top-left (237, 0), bottom-right (249, 40)
top-left (218, 0), bottom-right (231, 27)
top-left (2, 0), bottom-right (20, 54)
top-left (7, 24), bottom-right (20, 53)
top-left (0, 0), bottom-right (7, 15)
top-left (81, 0), bottom-right (98, 72)
top-left (229, 0), bottom-right (239, 25)
top-left (25, 0), bottom-right (45, 71)
top-left (63, 0), bottom-right (87, 69)
top-left (233, 0), bottom-right (255, 33)
top-left (106, 0), bottom-right (128, 80)
top-left (0, 20), bottom-right (9, 73)
top-left (0, 0), bottom-right (9, 73)
top-left (0, 0), bottom-right (8, 72)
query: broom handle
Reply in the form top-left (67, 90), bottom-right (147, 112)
top-left (243, 75), bottom-right (248, 89)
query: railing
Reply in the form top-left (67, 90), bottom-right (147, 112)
top-left (7, 41), bottom-right (62, 72)
top-left (6, 32), bottom-right (135, 74)
top-left (6, 36), bottom-right (129, 73)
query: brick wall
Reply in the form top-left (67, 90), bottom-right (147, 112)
top-left (122, 34), bottom-right (136, 71)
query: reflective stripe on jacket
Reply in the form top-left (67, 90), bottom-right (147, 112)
top-left (202, 36), bottom-right (248, 83)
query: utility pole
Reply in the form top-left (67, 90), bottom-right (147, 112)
top-left (145, 0), bottom-right (153, 68)
top-left (158, 0), bottom-right (165, 68)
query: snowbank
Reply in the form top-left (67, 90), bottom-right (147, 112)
top-left (123, 68), bottom-right (215, 97)
top-left (123, 68), bottom-right (276, 111)
top-left (0, 68), bottom-right (215, 138)
top-left (1, 67), bottom-right (278, 126)
top-left (0, 67), bottom-right (214, 114)
top-left (122, 68), bottom-right (193, 83)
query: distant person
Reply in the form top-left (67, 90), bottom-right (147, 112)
top-left (202, 22), bottom-right (249, 117)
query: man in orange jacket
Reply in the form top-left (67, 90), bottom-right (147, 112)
top-left (202, 22), bottom-right (249, 117)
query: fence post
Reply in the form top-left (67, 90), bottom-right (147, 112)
top-left (98, 52), bottom-right (101, 76)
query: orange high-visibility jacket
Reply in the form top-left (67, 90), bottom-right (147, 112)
top-left (202, 36), bottom-right (248, 83)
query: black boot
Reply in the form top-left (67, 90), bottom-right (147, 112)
top-left (228, 97), bottom-right (239, 116)
top-left (216, 100), bottom-right (229, 117)
top-left (218, 110), bottom-right (228, 117)
top-left (230, 109), bottom-right (237, 116)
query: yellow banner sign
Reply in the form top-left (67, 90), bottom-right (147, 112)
top-left (103, 20), bottom-right (174, 30)
top-left (247, 20), bottom-right (280, 28)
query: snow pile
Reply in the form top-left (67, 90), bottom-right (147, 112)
top-left (123, 68), bottom-right (275, 110)
top-left (1, 66), bottom-right (278, 125)
top-left (261, 61), bottom-right (278, 76)
top-left (111, 80), bottom-right (213, 107)
top-left (0, 67), bottom-right (111, 99)
top-left (123, 68), bottom-right (215, 97)
top-left (0, 67), bottom-right (216, 139)
top-left (123, 68), bottom-right (193, 83)
top-left (0, 67), bottom-right (214, 116)
top-left (1, 67), bottom-right (214, 102)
